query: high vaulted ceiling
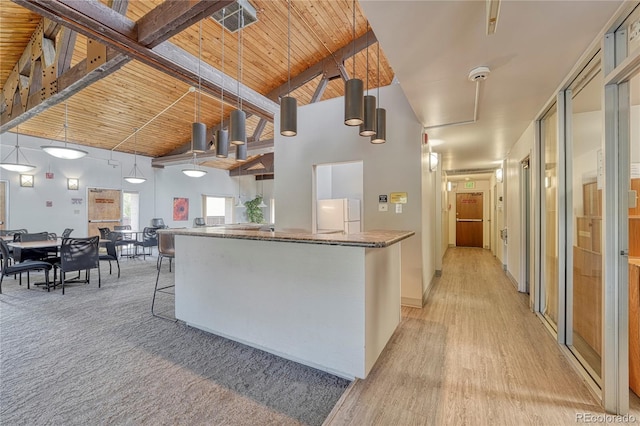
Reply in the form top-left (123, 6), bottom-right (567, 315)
top-left (0, 0), bottom-right (394, 171)
top-left (1, 1), bottom-right (634, 177)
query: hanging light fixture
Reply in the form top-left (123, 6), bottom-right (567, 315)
top-left (182, 152), bottom-right (208, 177)
top-left (0, 126), bottom-right (36, 172)
top-left (41, 103), bottom-right (88, 159)
top-left (230, 5), bottom-right (246, 145)
top-left (359, 23), bottom-right (376, 136)
top-left (280, 0), bottom-right (297, 136)
top-left (124, 128), bottom-right (147, 183)
top-left (235, 166), bottom-right (244, 207)
top-left (216, 8), bottom-right (230, 158)
top-left (258, 177), bottom-right (267, 208)
top-left (371, 41), bottom-right (386, 144)
top-left (344, 0), bottom-right (363, 126)
top-left (191, 20), bottom-right (207, 153)
top-left (236, 141), bottom-right (247, 162)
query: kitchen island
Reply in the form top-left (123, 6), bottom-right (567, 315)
top-left (158, 227), bottom-right (414, 379)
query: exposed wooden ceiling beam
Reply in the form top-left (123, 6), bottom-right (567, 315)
top-left (266, 29), bottom-right (377, 102)
top-left (229, 152), bottom-right (274, 177)
top-left (4, 0), bottom-right (277, 131)
top-left (151, 138), bottom-right (274, 168)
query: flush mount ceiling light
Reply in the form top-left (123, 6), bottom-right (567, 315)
top-left (42, 103), bottom-right (88, 159)
top-left (182, 152), bottom-right (208, 177)
top-left (344, 0), bottom-right (363, 126)
top-left (124, 128), bottom-right (147, 184)
top-left (280, 0), bottom-right (297, 137)
top-left (0, 126), bottom-right (36, 172)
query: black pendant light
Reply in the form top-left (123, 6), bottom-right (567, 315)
top-left (344, 0), bottom-right (363, 126)
top-left (216, 8), bottom-right (230, 158)
top-left (192, 20), bottom-right (207, 153)
top-left (360, 24), bottom-right (376, 136)
top-left (371, 41), bottom-right (386, 144)
top-left (230, 6), bottom-right (246, 145)
top-left (280, 0), bottom-right (297, 137)
top-left (236, 140), bottom-right (247, 162)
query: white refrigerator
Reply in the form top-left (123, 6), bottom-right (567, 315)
top-left (317, 198), bottom-right (361, 233)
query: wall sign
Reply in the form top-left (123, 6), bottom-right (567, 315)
top-left (390, 192), bottom-right (407, 204)
top-left (464, 181), bottom-right (476, 189)
top-left (379, 195), bottom-right (388, 203)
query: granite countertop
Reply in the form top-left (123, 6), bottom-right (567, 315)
top-left (158, 227), bottom-right (414, 248)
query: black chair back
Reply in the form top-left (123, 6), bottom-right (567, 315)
top-left (142, 227), bottom-right (158, 246)
top-left (15, 232), bottom-right (49, 242)
top-left (0, 240), bottom-right (11, 271)
top-left (60, 236), bottom-right (99, 272)
top-left (105, 233), bottom-right (119, 259)
top-left (61, 228), bottom-right (73, 238)
top-left (98, 228), bottom-right (111, 239)
top-left (0, 229), bottom-right (28, 237)
top-left (150, 218), bottom-right (167, 228)
top-left (114, 225), bottom-right (131, 231)
top-left (193, 217), bottom-right (206, 227)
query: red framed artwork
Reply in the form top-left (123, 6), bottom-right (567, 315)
top-left (173, 197), bottom-right (189, 221)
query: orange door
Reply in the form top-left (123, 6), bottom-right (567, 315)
top-left (87, 188), bottom-right (122, 237)
top-left (456, 192), bottom-right (483, 247)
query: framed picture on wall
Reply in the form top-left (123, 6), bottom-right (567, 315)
top-left (173, 197), bottom-right (189, 221)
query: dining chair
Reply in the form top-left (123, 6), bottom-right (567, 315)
top-left (99, 233), bottom-right (120, 278)
top-left (134, 227), bottom-right (158, 259)
top-left (150, 218), bottom-right (168, 229)
top-left (61, 228), bottom-right (73, 238)
top-left (152, 231), bottom-right (176, 321)
top-left (98, 227), bottom-right (111, 239)
top-left (193, 217), bottom-right (206, 227)
top-left (0, 240), bottom-right (53, 293)
top-left (114, 225), bottom-right (136, 256)
top-left (13, 232), bottom-right (51, 262)
top-left (54, 236), bottom-right (100, 295)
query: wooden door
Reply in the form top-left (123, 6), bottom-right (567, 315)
top-left (87, 188), bottom-right (122, 237)
top-left (456, 192), bottom-right (483, 247)
top-left (0, 181), bottom-right (6, 231)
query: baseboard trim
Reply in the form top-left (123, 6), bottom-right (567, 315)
top-left (401, 297), bottom-right (422, 308)
top-left (506, 270), bottom-right (518, 288)
top-left (322, 378), bottom-right (360, 425)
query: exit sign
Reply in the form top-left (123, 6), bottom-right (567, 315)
top-left (464, 181), bottom-right (476, 189)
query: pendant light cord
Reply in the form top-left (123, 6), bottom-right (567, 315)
top-left (377, 41), bottom-right (380, 101)
top-left (64, 102), bottom-right (68, 147)
top-left (287, 0), bottom-right (291, 96)
top-left (221, 8), bottom-right (225, 124)
top-left (352, 0), bottom-right (356, 78)
top-left (197, 20), bottom-right (203, 123)
top-left (240, 8), bottom-right (244, 111)
top-left (365, 22), bottom-right (369, 94)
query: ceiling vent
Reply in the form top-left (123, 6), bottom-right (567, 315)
top-left (211, 0), bottom-right (258, 33)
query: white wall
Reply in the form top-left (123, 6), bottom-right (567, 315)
top-left (0, 132), bottom-right (243, 233)
top-left (274, 84), bottom-right (431, 306)
top-left (505, 122), bottom-right (535, 289)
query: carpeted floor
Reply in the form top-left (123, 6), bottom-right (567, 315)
top-left (0, 257), bottom-right (350, 425)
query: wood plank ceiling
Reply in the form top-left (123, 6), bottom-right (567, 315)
top-left (0, 0), bottom-right (394, 171)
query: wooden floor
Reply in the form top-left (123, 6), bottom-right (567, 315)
top-left (326, 247), bottom-right (640, 425)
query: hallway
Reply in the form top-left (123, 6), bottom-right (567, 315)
top-left (327, 248), bottom-right (640, 425)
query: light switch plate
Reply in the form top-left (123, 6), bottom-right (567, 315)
top-left (395, 203), bottom-right (402, 213)
top-left (379, 203), bottom-right (388, 212)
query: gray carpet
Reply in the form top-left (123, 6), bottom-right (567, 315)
top-left (0, 257), bottom-right (350, 425)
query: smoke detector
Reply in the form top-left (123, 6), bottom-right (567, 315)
top-left (468, 66), bottom-right (491, 82)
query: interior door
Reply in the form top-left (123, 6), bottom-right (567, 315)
top-left (87, 188), bottom-right (122, 237)
top-left (456, 192), bottom-right (483, 247)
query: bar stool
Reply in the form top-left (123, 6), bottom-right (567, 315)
top-left (152, 232), bottom-right (176, 321)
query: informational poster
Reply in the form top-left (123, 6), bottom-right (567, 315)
top-left (631, 163), bottom-right (640, 179)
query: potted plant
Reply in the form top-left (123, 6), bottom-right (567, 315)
top-left (244, 196), bottom-right (265, 223)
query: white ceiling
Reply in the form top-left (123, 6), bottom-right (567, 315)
top-left (361, 0), bottom-right (624, 172)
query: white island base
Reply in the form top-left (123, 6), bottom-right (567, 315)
top-left (173, 230), bottom-right (410, 379)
